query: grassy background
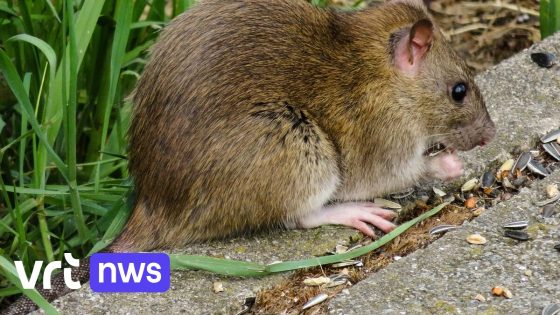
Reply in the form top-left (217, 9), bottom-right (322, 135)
top-left (0, 0), bottom-right (558, 310)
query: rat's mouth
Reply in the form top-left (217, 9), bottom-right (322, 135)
top-left (423, 142), bottom-right (452, 157)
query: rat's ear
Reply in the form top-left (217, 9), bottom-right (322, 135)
top-left (391, 19), bottom-right (434, 76)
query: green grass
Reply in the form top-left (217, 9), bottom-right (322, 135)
top-left (540, 0), bottom-right (560, 38)
top-left (0, 0), bottom-right (195, 308)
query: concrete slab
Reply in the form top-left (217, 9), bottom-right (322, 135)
top-left (329, 32), bottom-right (560, 315)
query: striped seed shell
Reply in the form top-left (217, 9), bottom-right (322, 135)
top-left (504, 230), bottom-right (529, 241)
top-left (527, 160), bottom-right (550, 177)
top-left (541, 128), bottom-right (560, 143)
top-left (373, 198), bottom-right (402, 210)
top-left (542, 303), bottom-right (560, 315)
top-left (531, 52), bottom-right (557, 68)
top-left (512, 152), bottom-right (531, 172)
top-left (502, 220), bottom-right (529, 230)
top-left (433, 187), bottom-right (446, 197)
top-left (429, 225), bottom-right (460, 235)
top-left (543, 143), bottom-right (560, 161)
top-left (481, 171), bottom-right (496, 188)
top-left (302, 293), bottom-right (328, 310)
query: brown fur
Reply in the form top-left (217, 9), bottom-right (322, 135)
top-left (116, 0), bottom-right (495, 251)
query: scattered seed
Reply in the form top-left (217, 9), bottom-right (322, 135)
top-left (373, 198), bottom-right (402, 210)
top-left (502, 220), bottom-right (529, 230)
top-left (498, 159), bottom-right (515, 173)
top-left (235, 297), bottom-right (256, 315)
top-left (531, 52), bottom-right (557, 68)
top-left (541, 128), bottom-right (560, 143)
top-left (443, 193), bottom-right (456, 203)
top-left (467, 234), bottom-right (487, 245)
top-left (325, 277), bottom-right (347, 288)
top-left (302, 293), bottom-right (328, 310)
top-left (546, 184), bottom-right (559, 199)
top-left (433, 187), bottom-right (446, 197)
top-left (331, 260), bottom-right (361, 268)
top-left (543, 143), bottom-right (560, 161)
top-left (213, 281), bottom-right (224, 293)
top-left (465, 196), bottom-right (478, 209)
top-left (535, 194), bottom-right (560, 206)
top-left (542, 303), bottom-right (560, 315)
top-left (472, 207), bottom-right (485, 217)
top-left (303, 276), bottom-right (331, 287)
top-left (502, 287), bottom-right (513, 299)
top-left (481, 171), bottom-right (496, 188)
top-left (512, 152), bottom-right (532, 172)
top-left (502, 177), bottom-right (516, 189)
top-left (527, 160), bottom-right (550, 177)
top-left (473, 294), bottom-right (486, 302)
top-left (504, 230), bottom-right (530, 241)
top-left (390, 188), bottom-right (414, 199)
top-left (429, 224), bottom-right (460, 235)
top-left (491, 286), bottom-right (504, 296)
top-left (335, 244), bottom-right (348, 254)
top-left (462, 178), bottom-right (479, 192)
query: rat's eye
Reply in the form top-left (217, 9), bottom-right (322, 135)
top-left (451, 82), bottom-right (467, 103)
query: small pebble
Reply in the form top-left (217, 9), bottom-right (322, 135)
top-left (546, 184), bottom-right (559, 199)
top-left (473, 294), bottom-right (486, 302)
top-left (525, 270), bottom-right (532, 277)
top-left (213, 282), bottom-right (224, 293)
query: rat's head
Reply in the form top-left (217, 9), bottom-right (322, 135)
top-left (387, 1), bottom-right (496, 152)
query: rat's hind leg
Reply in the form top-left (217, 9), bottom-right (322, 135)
top-left (297, 202), bottom-right (396, 237)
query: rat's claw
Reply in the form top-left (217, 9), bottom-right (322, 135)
top-left (298, 202), bottom-right (397, 236)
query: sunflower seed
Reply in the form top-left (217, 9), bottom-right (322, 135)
top-left (502, 220), bottom-right (529, 230)
top-left (543, 143), bottom-right (560, 161)
top-left (325, 278), bottom-right (347, 288)
top-left (512, 152), bottom-right (532, 172)
top-left (531, 52), bottom-right (556, 68)
top-left (555, 244), bottom-right (560, 252)
top-left (429, 224), bottom-right (460, 235)
top-left (302, 293), bottom-right (328, 310)
top-left (433, 187), bottom-right (446, 197)
top-left (527, 160), bottom-right (550, 177)
top-left (235, 297), bottom-right (256, 315)
top-left (373, 198), bottom-right (402, 210)
top-left (461, 178), bottom-right (479, 192)
top-left (481, 171), bottom-right (496, 188)
top-left (542, 303), bottom-right (560, 315)
top-left (504, 230), bottom-right (530, 241)
top-left (535, 194), bottom-right (560, 206)
top-left (541, 128), bottom-right (560, 143)
top-left (543, 204), bottom-right (557, 218)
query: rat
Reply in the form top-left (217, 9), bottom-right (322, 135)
top-left (117, 0), bottom-right (495, 250)
top-left (4, 0), bottom-right (495, 313)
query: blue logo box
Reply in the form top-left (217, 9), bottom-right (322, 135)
top-left (90, 253), bottom-right (170, 293)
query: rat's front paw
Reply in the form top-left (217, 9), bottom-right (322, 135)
top-left (428, 152), bottom-right (464, 181)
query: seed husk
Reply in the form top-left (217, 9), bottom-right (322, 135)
top-left (390, 188), bottom-right (414, 199)
top-left (546, 184), bottom-right (559, 199)
top-left (502, 177), bottom-right (516, 189)
top-left (554, 243), bottom-right (560, 252)
top-left (502, 220), bottom-right (529, 230)
top-left (498, 159), bottom-right (515, 174)
top-left (541, 128), bottom-right (560, 143)
top-left (543, 143), bottom-right (560, 161)
top-left (473, 294), bottom-right (486, 302)
top-left (480, 171), bottom-right (496, 188)
top-left (429, 224), bottom-right (460, 235)
top-left (302, 293), bottom-right (328, 310)
top-left (331, 260), bottom-right (361, 268)
top-left (512, 152), bottom-right (532, 172)
top-left (504, 230), bottom-right (530, 241)
top-left (467, 234), bottom-right (487, 245)
top-left (535, 194), bottom-right (560, 206)
top-left (373, 198), bottom-right (402, 210)
top-left (527, 160), bottom-right (550, 177)
top-left (543, 204), bottom-right (556, 218)
top-left (462, 178), bottom-right (479, 192)
top-left (542, 303), bottom-right (560, 315)
top-left (512, 176), bottom-right (528, 187)
top-left (433, 187), bottom-right (446, 197)
top-left (303, 276), bottom-right (331, 287)
top-left (502, 287), bottom-right (513, 299)
top-left (531, 52), bottom-right (557, 68)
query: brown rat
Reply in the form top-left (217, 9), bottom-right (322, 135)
top-left (3, 1), bottom-right (497, 313)
top-left (116, 0), bottom-right (495, 251)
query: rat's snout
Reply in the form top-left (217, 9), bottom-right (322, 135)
top-left (478, 115), bottom-right (496, 147)
top-left (451, 113), bottom-right (496, 151)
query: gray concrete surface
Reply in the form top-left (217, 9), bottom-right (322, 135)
top-left (330, 33), bottom-right (560, 315)
top-left (47, 32), bottom-right (560, 315)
